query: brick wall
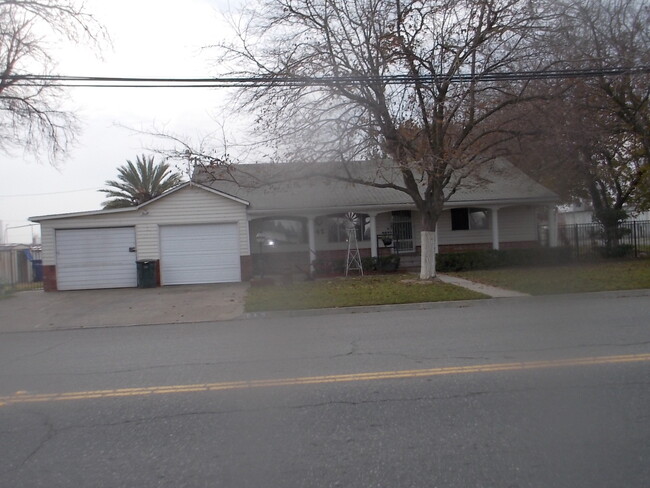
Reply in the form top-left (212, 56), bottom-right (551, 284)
top-left (240, 255), bottom-right (254, 281)
top-left (43, 265), bottom-right (57, 292)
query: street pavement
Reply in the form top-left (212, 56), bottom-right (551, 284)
top-left (0, 290), bottom-right (649, 487)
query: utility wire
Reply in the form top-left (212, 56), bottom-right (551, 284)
top-left (5, 66), bottom-right (650, 88)
top-left (0, 187), bottom-right (100, 197)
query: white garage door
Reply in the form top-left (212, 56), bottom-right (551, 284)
top-left (56, 228), bottom-right (137, 290)
top-left (160, 224), bottom-right (241, 285)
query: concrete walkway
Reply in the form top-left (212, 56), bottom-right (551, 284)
top-left (437, 274), bottom-right (530, 298)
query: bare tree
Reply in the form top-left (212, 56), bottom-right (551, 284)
top-left (197, 0), bottom-right (556, 279)
top-left (512, 0), bottom-right (649, 250)
top-left (561, 0), bottom-right (649, 216)
top-left (0, 0), bottom-right (106, 162)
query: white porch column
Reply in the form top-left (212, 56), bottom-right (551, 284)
top-left (307, 216), bottom-right (317, 273)
top-left (548, 206), bottom-right (558, 247)
top-left (491, 207), bottom-right (500, 250)
top-left (369, 213), bottom-right (378, 258)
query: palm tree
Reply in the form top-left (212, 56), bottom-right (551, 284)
top-left (100, 155), bottom-right (183, 209)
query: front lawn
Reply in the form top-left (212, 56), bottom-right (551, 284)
top-left (455, 259), bottom-right (650, 295)
top-left (245, 274), bottom-right (488, 312)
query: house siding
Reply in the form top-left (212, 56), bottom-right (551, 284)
top-left (38, 186), bottom-right (249, 266)
top-left (436, 206), bottom-right (537, 245)
top-left (494, 206), bottom-right (538, 241)
top-left (135, 223), bottom-right (160, 260)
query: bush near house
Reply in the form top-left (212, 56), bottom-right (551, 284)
top-left (436, 248), bottom-right (574, 272)
top-left (315, 249), bottom-right (577, 274)
top-left (314, 255), bottom-right (401, 276)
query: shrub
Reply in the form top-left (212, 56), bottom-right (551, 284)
top-left (314, 255), bottom-right (401, 275)
top-left (436, 248), bottom-right (573, 272)
top-left (376, 254), bottom-right (400, 272)
top-left (361, 257), bottom-right (377, 271)
top-left (598, 244), bottom-right (633, 258)
top-left (313, 258), bottom-right (345, 276)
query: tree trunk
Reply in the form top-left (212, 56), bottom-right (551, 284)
top-left (420, 230), bottom-right (437, 279)
top-left (419, 208), bottom-right (441, 279)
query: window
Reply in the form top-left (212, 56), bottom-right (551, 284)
top-left (451, 208), bottom-right (489, 231)
top-left (326, 213), bottom-right (370, 243)
top-left (252, 218), bottom-right (307, 246)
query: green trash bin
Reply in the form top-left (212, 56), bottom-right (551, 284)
top-left (137, 260), bottom-right (157, 288)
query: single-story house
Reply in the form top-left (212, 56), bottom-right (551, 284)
top-left (30, 158), bottom-right (559, 291)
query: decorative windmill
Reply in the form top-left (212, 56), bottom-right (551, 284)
top-left (344, 212), bottom-right (363, 276)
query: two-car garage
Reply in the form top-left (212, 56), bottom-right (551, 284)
top-left (32, 183), bottom-right (251, 291)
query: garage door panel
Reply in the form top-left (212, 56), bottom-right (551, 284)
top-left (160, 224), bottom-right (241, 285)
top-left (56, 228), bottom-right (136, 290)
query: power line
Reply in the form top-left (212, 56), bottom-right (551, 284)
top-left (0, 187), bottom-right (100, 198)
top-left (5, 66), bottom-right (650, 88)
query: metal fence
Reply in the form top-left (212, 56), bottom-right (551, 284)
top-left (556, 220), bottom-right (650, 258)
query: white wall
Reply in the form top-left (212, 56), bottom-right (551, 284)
top-left (435, 206), bottom-right (537, 246)
top-left (38, 186), bottom-right (249, 266)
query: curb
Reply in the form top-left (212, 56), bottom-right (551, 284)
top-left (241, 295), bottom-right (518, 320)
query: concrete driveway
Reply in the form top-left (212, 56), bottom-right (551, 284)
top-left (0, 283), bottom-right (249, 333)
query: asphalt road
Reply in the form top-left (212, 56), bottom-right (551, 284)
top-left (1, 291), bottom-right (649, 487)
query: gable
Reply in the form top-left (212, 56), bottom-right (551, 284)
top-left (142, 184), bottom-right (247, 223)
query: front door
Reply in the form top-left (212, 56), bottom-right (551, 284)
top-left (391, 211), bottom-right (414, 253)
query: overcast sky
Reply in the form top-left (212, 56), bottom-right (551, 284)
top-left (1, 0), bottom-right (241, 244)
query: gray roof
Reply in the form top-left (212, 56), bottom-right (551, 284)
top-left (193, 158), bottom-right (558, 215)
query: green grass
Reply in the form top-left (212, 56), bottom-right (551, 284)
top-left (245, 273), bottom-right (488, 312)
top-left (1, 282), bottom-right (43, 299)
top-left (455, 259), bottom-right (650, 295)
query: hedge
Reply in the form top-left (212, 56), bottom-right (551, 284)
top-left (435, 248), bottom-right (574, 272)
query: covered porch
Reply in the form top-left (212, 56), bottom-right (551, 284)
top-left (248, 204), bottom-right (558, 277)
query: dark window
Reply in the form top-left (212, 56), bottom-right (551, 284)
top-left (451, 208), bottom-right (489, 231)
top-left (451, 208), bottom-right (470, 231)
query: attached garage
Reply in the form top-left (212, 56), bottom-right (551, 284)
top-left (30, 183), bottom-right (251, 291)
top-left (160, 223), bottom-right (241, 285)
top-left (56, 227), bottom-right (137, 291)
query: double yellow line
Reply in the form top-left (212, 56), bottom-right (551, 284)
top-left (2, 353), bottom-right (649, 407)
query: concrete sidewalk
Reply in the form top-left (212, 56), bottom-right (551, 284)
top-left (437, 274), bottom-right (530, 298)
top-left (0, 283), bottom-right (249, 333)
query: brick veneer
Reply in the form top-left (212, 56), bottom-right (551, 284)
top-left (43, 265), bottom-right (57, 292)
top-left (240, 255), bottom-right (254, 281)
